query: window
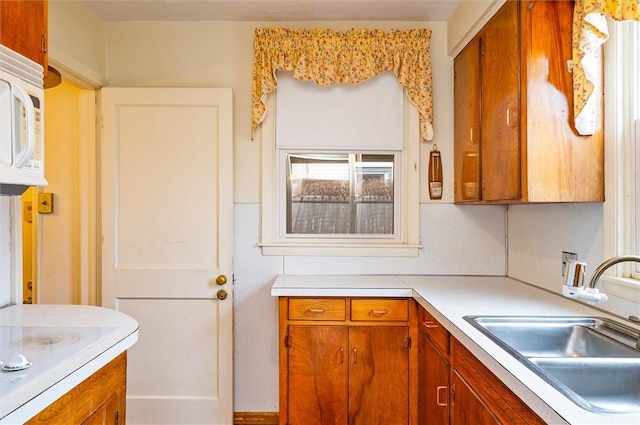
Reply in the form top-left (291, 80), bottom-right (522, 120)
top-left (286, 153), bottom-right (396, 236)
top-left (260, 72), bottom-right (421, 256)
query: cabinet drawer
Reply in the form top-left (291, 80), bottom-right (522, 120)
top-left (288, 298), bottom-right (346, 321)
top-left (351, 299), bottom-right (408, 322)
top-left (420, 308), bottom-right (449, 355)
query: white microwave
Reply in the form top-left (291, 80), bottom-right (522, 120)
top-left (0, 44), bottom-right (47, 195)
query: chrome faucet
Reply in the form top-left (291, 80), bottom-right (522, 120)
top-left (563, 255), bottom-right (640, 304)
top-left (631, 315), bottom-right (640, 350)
top-left (588, 255), bottom-right (640, 289)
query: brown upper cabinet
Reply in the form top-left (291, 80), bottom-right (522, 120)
top-left (454, 0), bottom-right (604, 204)
top-left (0, 0), bottom-right (48, 74)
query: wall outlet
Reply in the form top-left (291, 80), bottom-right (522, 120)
top-left (562, 251), bottom-right (578, 276)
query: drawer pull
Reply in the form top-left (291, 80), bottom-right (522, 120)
top-left (307, 309), bottom-right (325, 313)
top-left (370, 310), bottom-right (388, 315)
top-left (423, 321), bottom-right (439, 328)
top-left (353, 348), bottom-right (358, 364)
top-left (436, 386), bottom-right (448, 406)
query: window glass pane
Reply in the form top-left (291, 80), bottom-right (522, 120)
top-left (287, 153), bottom-right (394, 235)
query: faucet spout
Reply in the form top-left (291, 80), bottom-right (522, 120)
top-left (588, 255), bottom-right (640, 290)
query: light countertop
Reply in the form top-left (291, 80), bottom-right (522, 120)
top-left (0, 304), bottom-right (139, 424)
top-left (271, 274), bottom-right (640, 425)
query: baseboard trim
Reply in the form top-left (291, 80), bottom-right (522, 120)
top-left (234, 412), bottom-right (279, 425)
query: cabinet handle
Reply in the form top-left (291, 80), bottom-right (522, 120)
top-left (370, 310), bottom-right (388, 315)
top-left (470, 126), bottom-right (480, 143)
top-left (340, 347), bottom-right (344, 364)
top-left (436, 386), bottom-right (448, 406)
top-left (423, 321), bottom-right (439, 328)
top-left (353, 348), bottom-right (357, 364)
top-left (307, 309), bottom-right (325, 313)
top-left (507, 107), bottom-right (518, 127)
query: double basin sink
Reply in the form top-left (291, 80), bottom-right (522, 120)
top-left (464, 316), bottom-right (640, 415)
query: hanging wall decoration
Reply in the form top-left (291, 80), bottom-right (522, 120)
top-left (428, 144), bottom-right (443, 200)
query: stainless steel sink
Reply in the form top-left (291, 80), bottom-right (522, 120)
top-left (464, 316), bottom-right (640, 414)
top-left (530, 358), bottom-right (640, 414)
top-left (468, 316), bottom-right (640, 358)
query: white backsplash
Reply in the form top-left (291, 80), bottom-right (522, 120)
top-left (508, 203), bottom-right (639, 319)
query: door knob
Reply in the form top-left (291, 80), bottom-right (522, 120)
top-left (217, 289), bottom-right (228, 301)
top-left (216, 275), bottom-right (227, 285)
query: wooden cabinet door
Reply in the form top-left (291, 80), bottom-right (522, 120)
top-left (0, 0), bottom-right (47, 68)
top-left (454, 37), bottom-right (482, 203)
top-left (80, 393), bottom-right (120, 425)
top-left (450, 371), bottom-right (500, 425)
top-left (288, 326), bottom-right (349, 425)
top-left (479, 0), bottom-right (520, 202)
top-left (523, 0), bottom-right (604, 202)
top-left (418, 332), bottom-right (449, 425)
top-left (348, 326), bottom-right (409, 425)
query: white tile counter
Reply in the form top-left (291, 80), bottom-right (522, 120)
top-left (0, 304), bottom-right (138, 424)
top-left (271, 274), bottom-right (640, 425)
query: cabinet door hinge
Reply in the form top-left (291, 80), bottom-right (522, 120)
top-left (284, 335), bottom-right (292, 348)
top-left (451, 383), bottom-right (456, 405)
top-left (405, 336), bottom-right (412, 349)
top-left (480, 38), bottom-right (485, 56)
top-left (115, 410), bottom-right (120, 425)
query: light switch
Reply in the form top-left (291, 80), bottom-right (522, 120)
top-left (38, 193), bottom-right (54, 214)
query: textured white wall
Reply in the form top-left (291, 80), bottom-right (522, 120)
top-left (48, 1), bottom-right (107, 85)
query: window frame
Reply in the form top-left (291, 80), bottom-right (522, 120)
top-left (602, 19), bottom-right (640, 298)
top-left (259, 92), bottom-right (421, 257)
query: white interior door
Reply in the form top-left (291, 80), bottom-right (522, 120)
top-left (101, 88), bottom-right (233, 424)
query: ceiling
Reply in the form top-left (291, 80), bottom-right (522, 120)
top-left (83, 0), bottom-right (461, 22)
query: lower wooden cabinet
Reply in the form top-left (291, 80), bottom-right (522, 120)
top-left (450, 371), bottom-right (500, 425)
top-left (417, 306), bottom-right (545, 425)
top-left (279, 297), bottom-right (418, 425)
top-left (26, 352), bottom-right (127, 425)
top-left (450, 338), bottom-right (545, 425)
top-left (418, 332), bottom-right (450, 425)
top-left (281, 299), bottom-right (548, 425)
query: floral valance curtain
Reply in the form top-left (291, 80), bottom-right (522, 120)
top-left (251, 28), bottom-right (434, 141)
top-left (572, 0), bottom-right (640, 135)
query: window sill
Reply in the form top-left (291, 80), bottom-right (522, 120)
top-left (601, 275), bottom-right (640, 303)
top-left (259, 242), bottom-right (422, 257)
